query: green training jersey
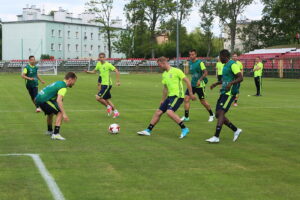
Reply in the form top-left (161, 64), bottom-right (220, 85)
top-left (220, 60), bottom-right (241, 95)
top-left (35, 81), bottom-right (67, 105)
top-left (236, 60), bottom-right (243, 70)
top-left (23, 64), bottom-right (38, 88)
top-left (95, 61), bottom-right (116, 85)
top-left (162, 67), bottom-right (186, 98)
top-left (189, 59), bottom-right (207, 88)
top-left (254, 62), bottom-right (263, 77)
top-left (216, 62), bottom-right (224, 75)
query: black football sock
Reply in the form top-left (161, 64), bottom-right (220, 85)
top-left (147, 124), bottom-right (155, 131)
top-left (178, 121), bottom-right (186, 129)
top-left (225, 122), bottom-right (238, 132)
top-left (214, 125), bottom-right (222, 137)
top-left (208, 109), bottom-right (214, 116)
top-left (48, 125), bottom-right (53, 132)
top-left (54, 126), bottom-right (60, 135)
top-left (185, 110), bottom-right (189, 118)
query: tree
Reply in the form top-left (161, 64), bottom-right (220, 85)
top-left (125, 0), bottom-right (174, 58)
top-left (86, 0), bottom-right (117, 58)
top-left (199, 0), bottom-right (214, 56)
top-left (213, 0), bottom-right (253, 52)
top-left (171, 0), bottom-right (194, 27)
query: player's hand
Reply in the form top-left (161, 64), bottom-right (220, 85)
top-left (30, 77), bottom-right (35, 80)
top-left (197, 80), bottom-right (201, 87)
top-left (63, 114), bottom-right (69, 122)
top-left (225, 83), bottom-right (232, 91)
top-left (116, 81), bottom-right (121, 86)
top-left (190, 94), bottom-right (197, 101)
top-left (210, 83), bottom-right (217, 90)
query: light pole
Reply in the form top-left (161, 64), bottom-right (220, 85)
top-left (176, 0), bottom-right (180, 67)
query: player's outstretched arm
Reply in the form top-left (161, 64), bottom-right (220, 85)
top-left (225, 72), bottom-right (243, 91)
top-left (37, 74), bottom-right (45, 84)
top-left (183, 77), bottom-right (196, 101)
top-left (85, 69), bottom-right (96, 74)
top-left (21, 72), bottom-right (34, 81)
top-left (210, 80), bottom-right (222, 90)
top-left (114, 68), bottom-right (121, 86)
top-left (57, 95), bottom-right (69, 122)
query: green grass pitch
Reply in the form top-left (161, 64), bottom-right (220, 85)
top-left (0, 72), bottom-right (299, 200)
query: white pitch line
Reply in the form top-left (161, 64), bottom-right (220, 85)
top-left (0, 153), bottom-right (65, 200)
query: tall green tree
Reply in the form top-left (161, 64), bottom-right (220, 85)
top-left (212, 0), bottom-right (253, 52)
top-left (86, 0), bottom-right (116, 58)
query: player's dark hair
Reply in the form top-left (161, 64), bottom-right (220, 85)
top-left (189, 49), bottom-right (197, 54)
top-left (65, 72), bottom-right (77, 80)
top-left (29, 55), bottom-right (35, 60)
top-left (99, 52), bottom-right (106, 57)
top-left (219, 49), bottom-right (231, 59)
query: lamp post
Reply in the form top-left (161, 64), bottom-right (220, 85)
top-left (176, 0), bottom-right (180, 67)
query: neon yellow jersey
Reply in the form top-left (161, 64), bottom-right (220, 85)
top-left (162, 67), bottom-right (186, 98)
top-left (95, 61), bottom-right (116, 85)
top-left (58, 88), bottom-right (67, 96)
top-left (236, 60), bottom-right (243, 70)
top-left (216, 62), bottom-right (224, 75)
top-left (254, 62), bottom-right (263, 77)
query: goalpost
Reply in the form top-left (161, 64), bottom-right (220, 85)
top-left (37, 60), bottom-right (58, 75)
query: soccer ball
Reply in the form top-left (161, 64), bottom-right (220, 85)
top-left (108, 124), bottom-right (120, 134)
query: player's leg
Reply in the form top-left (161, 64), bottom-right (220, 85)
top-left (96, 85), bottom-right (112, 115)
top-left (46, 114), bottom-right (54, 135)
top-left (234, 93), bottom-right (239, 106)
top-left (27, 86), bottom-right (40, 111)
top-left (181, 88), bottom-right (193, 121)
top-left (137, 98), bottom-right (168, 136)
top-left (197, 87), bottom-right (214, 122)
top-left (165, 97), bottom-right (189, 138)
top-left (223, 116), bottom-right (242, 142)
top-left (254, 77), bottom-right (260, 96)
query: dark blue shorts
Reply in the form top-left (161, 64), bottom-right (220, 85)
top-left (217, 75), bottom-right (223, 82)
top-left (98, 76), bottom-right (102, 83)
top-left (159, 96), bottom-right (184, 113)
top-left (185, 87), bottom-right (206, 99)
top-left (39, 100), bottom-right (60, 115)
top-left (216, 94), bottom-right (236, 113)
top-left (26, 86), bottom-right (38, 101)
top-left (97, 85), bottom-right (112, 100)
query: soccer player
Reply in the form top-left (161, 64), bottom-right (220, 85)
top-left (86, 53), bottom-right (120, 117)
top-left (137, 56), bottom-right (196, 138)
top-left (35, 72), bottom-right (77, 140)
top-left (85, 53), bottom-right (103, 91)
top-left (21, 55), bottom-right (45, 112)
top-left (232, 53), bottom-right (244, 106)
top-left (253, 57), bottom-right (263, 96)
top-left (181, 49), bottom-right (214, 122)
top-left (216, 57), bottom-right (224, 82)
top-left (206, 50), bottom-right (243, 143)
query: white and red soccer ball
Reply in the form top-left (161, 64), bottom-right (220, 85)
top-left (108, 124), bottom-right (120, 134)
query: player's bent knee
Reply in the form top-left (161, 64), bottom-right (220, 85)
top-left (166, 109), bottom-right (174, 116)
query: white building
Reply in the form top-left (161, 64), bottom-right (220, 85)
top-left (2, 5), bottom-right (125, 60)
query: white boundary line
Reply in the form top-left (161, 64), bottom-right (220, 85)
top-left (0, 154), bottom-right (65, 200)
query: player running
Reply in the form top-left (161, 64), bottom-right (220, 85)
top-left (86, 53), bottom-right (120, 118)
top-left (137, 56), bottom-right (196, 138)
top-left (85, 53), bottom-right (103, 91)
top-left (206, 50), bottom-right (243, 143)
top-left (232, 53), bottom-right (244, 106)
top-left (181, 49), bottom-right (214, 122)
top-left (35, 72), bottom-right (77, 140)
top-left (21, 55), bottom-right (45, 112)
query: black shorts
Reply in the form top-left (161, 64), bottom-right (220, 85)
top-left (97, 85), bottom-right (112, 100)
top-left (217, 75), bottom-right (223, 82)
top-left (98, 76), bottom-right (102, 84)
top-left (216, 94), bottom-right (236, 113)
top-left (185, 87), bottom-right (206, 99)
top-left (39, 100), bottom-right (60, 115)
top-left (159, 96), bottom-right (183, 113)
top-left (26, 86), bottom-right (38, 101)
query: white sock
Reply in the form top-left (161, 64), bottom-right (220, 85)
top-left (114, 110), bottom-right (118, 113)
top-left (107, 105), bottom-right (111, 109)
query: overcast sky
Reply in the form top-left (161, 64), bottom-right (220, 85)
top-left (0, 0), bottom-right (264, 35)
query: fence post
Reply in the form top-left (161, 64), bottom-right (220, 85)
top-left (278, 60), bottom-right (283, 78)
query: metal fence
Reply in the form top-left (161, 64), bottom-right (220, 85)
top-left (1, 57), bottom-right (299, 78)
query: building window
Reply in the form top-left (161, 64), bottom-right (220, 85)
top-left (84, 32), bottom-right (87, 40)
top-left (98, 45), bottom-right (100, 51)
top-left (75, 44), bottom-right (79, 52)
top-left (84, 44), bottom-right (87, 52)
top-left (75, 32), bottom-right (79, 39)
top-left (51, 43), bottom-right (55, 51)
top-left (98, 33), bottom-right (101, 40)
top-left (51, 29), bottom-right (55, 37)
top-left (58, 44), bottom-right (62, 51)
top-left (67, 31), bottom-right (70, 38)
top-left (67, 44), bottom-right (71, 52)
top-left (91, 33), bottom-right (93, 40)
top-left (90, 45), bottom-right (93, 51)
top-left (58, 30), bottom-right (62, 38)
